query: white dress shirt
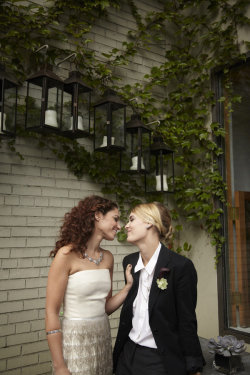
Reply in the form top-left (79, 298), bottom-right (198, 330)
top-left (129, 242), bottom-right (161, 348)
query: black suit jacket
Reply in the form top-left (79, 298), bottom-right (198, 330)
top-left (113, 244), bottom-right (205, 375)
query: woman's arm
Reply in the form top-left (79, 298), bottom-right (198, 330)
top-left (45, 248), bottom-right (71, 374)
top-left (105, 253), bottom-right (133, 315)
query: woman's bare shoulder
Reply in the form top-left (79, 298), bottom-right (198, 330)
top-left (51, 245), bottom-right (74, 269)
top-left (100, 248), bottom-right (114, 266)
top-left (101, 248), bottom-right (113, 258)
top-left (56, 245), bottom-right (73, 256)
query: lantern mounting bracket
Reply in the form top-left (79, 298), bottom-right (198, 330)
top-left (146, 120), bottom-right (160, 127)
top-left (56, 53), bottom-right (77, 67)
top-left (35, 45), bottom-right (49, 54)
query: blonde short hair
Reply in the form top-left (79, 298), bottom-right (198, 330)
top-left (131, 202), bottom-right (173, 244)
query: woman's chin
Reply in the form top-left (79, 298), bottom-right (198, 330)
top-left (104, 233), bottom-right (116, 241)
top-left (126, 236), bottom-right (134, 244)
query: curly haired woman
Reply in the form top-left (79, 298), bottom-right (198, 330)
top-left (45, 195), bottom-right (133, 375)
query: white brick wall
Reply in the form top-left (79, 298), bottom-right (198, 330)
top-left (0, 136), bottom-right (136, 374)
top-left (0, 0), bottom-right (165, 373)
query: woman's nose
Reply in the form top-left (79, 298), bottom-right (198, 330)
top-left (125, 222), bottom-right (129, 229)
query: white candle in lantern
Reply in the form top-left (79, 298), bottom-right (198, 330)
top-left (70, 116), bottom-right (83, 130)
top-left (0, 112), bottom-right (6, 133)
top-left (130, 156), bottom-right (145, 170)
top-left (100, 136), bottom-right (115, 147)
top-left (156, 174), bottom-right (168, 191)
top-left (77, 116), bottom-right (84, 130)
top-left (45, 110), bottom-right (58, 127)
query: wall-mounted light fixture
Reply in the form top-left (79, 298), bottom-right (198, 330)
top-left (25, 45), bottom-right (63, 134)
top-left (120, 114), bottom-right (151, 173)
top-left (62, 70), bottom-right (92, 138)
top-left (93, 89), bottom-right (126, 152)
top-left (145, 135), bottom-right (174, 193)
top-left (51, 53), bottom-right (93, 139)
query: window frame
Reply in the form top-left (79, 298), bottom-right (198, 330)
top-left (212, 57), bottom-right (250, 343)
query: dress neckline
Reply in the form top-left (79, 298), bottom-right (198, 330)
top-left (69, 268), bottom-right (109, 277)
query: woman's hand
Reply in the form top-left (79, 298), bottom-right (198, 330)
top-left (105, 263), bottom-right (133, 315)
top-left (125, 264), bottom-right (133, 288)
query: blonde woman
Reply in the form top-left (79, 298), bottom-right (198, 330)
top-left (113, 202), bottom-right (205, 375)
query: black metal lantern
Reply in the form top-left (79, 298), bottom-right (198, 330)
top-left (120, 114), bottom-right (151, 173)
top-left (25, 65), bottom-right (63, 133)
top-left (93, 89), bottom-right (126, 152)
top-left (62, 71), bottom-right (92, 138)
top-left (0, 65), bottom-right (18, 138)
top-left (145, 136), bottom-right (174, 193)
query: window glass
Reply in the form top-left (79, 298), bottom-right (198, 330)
top-left (222, 61), bottom-right (250, 333)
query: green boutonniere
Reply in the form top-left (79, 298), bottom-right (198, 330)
top-left (156, 277), bottom-right (168, 290)
top-left (156, 267), bottom-right (171, 290)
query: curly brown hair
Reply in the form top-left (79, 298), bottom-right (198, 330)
top-left (50, 195), bottom-right (118, 257)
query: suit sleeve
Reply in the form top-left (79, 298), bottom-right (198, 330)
top-left (175, 258), bottom-right (205, 373)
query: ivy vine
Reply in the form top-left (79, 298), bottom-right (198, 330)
top-left (1, 0), bottom-right (250, 261)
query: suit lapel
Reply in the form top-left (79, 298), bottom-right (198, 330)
top-left (148, 245), bottom-right (171, 317)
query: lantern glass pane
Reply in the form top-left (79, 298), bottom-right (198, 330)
top-left (45, 86), bottom-right (62, 128)
top-left (166, 153), bottom-right (174, 190)
top-left (121, 130), bottom-right (150, 172)
top-left (122, 132), bottom-right (137, 171)
top-left (95, 104), bottom-right (108, 148)
top-left (62, 90), bottom-right (90, 133)
top-left (78, 91), bottom-right (90, 132)
top-left (111, 105), bottom-right (124, 148)
top-left (0, 82), bottom-right (16, 134)
top-left (141, 131), bottom-right (150, 170)
top-left (147, 152), bottom-right (174, 192)
top-left (62, 91), bottom-right (72, 131)
top-left (26, 83), bottom-right (42, 129)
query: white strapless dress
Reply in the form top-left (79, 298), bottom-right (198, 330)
top-left (61, 269), bottom-right (112, 375)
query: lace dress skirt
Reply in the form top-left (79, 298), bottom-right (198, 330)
top-left (61, 314), bottom-right (112, 375)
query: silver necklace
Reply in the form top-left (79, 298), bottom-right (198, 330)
top-left (83, 251), bottom-right (103, 265)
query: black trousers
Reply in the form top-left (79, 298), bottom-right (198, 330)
top-left (115, 338), bottom-right (167, 375)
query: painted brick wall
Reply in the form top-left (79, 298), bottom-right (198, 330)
top-left (0, 137), bottom-right (136, 374)
top-left (0, 1), bottom-right (165, 373)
